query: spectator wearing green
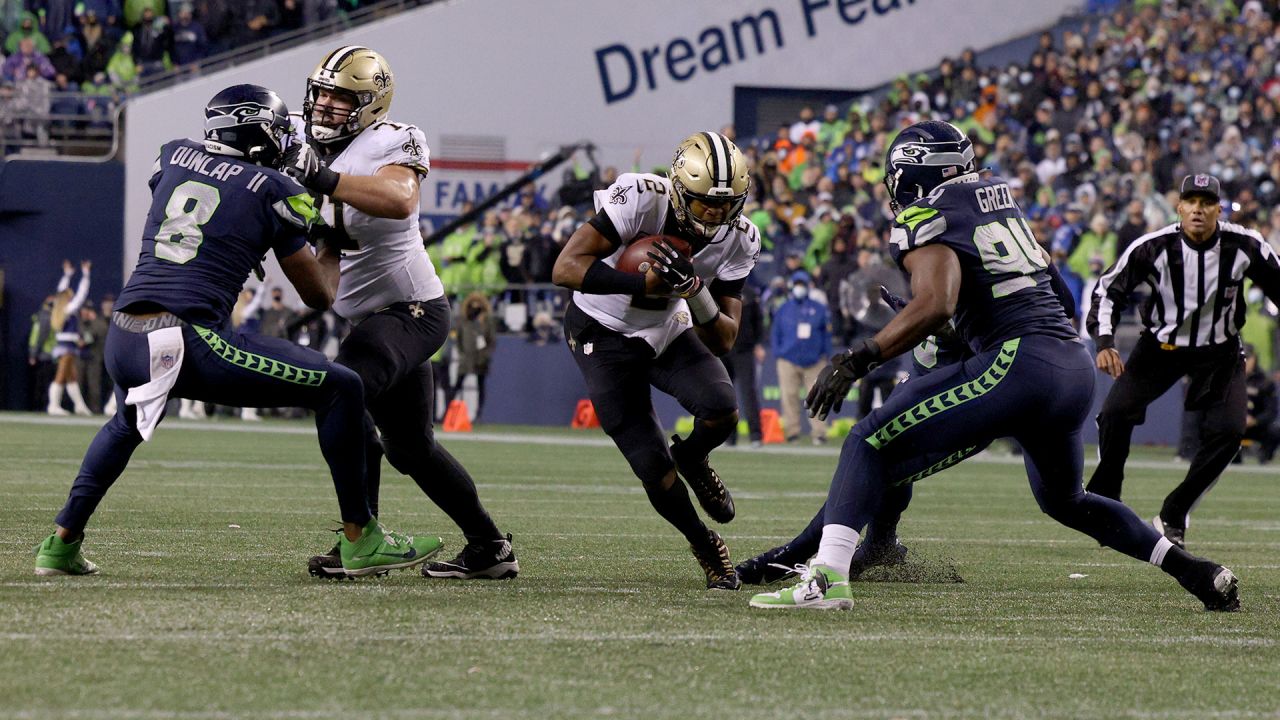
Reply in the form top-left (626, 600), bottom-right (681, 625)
top-left (747, 201), bottom-right (775, 252)
top-left (106, 32), bottom-right (140, 93)
top-left (439, 210), bottom-right (478, 291)
top-left (816, 104), bottom-right (850, 150)
top-left (124, 0), bottom-right (167, 27)
top-left (5, 11), bottom-right (50, 55)
top-left (1241, 281), bottom-right (1275, 372)
top-left (1068, 214), bottom-right (1118, 281)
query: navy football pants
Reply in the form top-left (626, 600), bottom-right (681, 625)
top-left (822, 335), bottom-right (1164, 563)
top-left (55, 319), bottom-right (370, 535)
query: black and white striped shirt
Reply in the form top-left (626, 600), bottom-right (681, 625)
top-left (1086, 221), bottom-right (1280, 350)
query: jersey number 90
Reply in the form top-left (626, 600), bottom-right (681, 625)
top-left (973, 217), bottom-right (1046, 298)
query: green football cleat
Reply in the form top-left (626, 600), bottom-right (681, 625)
top-left (34, 533), bottom-right (100, 576)
top-left (748, 563), bottom-right (853, 610)
top-left (339, 518), bottom-right (443, 577)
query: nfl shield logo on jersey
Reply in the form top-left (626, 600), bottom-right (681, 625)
top-left (160, 352), bottom-right (176, 370)
top-left (583, 342), bottom-right (594, 356)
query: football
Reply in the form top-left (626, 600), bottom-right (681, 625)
top-left (614, 235), bottom-right (693, 275)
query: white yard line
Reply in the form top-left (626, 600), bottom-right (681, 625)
top-left (5, 413), bottom-right (1280, 475)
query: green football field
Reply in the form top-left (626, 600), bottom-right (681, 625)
top-left (2, 412), bottom-right (1278, 719)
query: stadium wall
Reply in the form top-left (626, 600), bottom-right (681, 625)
top-left (0, 160), bottom-right (125, 409)
top-left (122, 0), bottom-right (1079, 276)
top-left (481, 337), bottom-right (1185, 447)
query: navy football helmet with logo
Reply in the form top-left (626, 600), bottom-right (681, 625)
top-left (203, 84), bottom-right (291, 167)
top-left (883, 120), bottom-right (976, 214)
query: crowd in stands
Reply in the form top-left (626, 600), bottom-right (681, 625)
top-left (417, 0), bottom-right (1280, 447)
top-left (0, 0), bottom-right (421, 149)
top-left (21, 0), bottom-right (1280, 450)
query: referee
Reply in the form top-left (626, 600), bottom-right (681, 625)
top-left (1086, 173), bottom-right (1280, 548)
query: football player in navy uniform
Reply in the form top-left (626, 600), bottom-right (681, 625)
top-left (748, 121), bottom-right (1240, 611)
top-left (34, 85), bottom-right (442, 578)
top-left (279, 47), bottom-right (517, 580)
top-left (737, 270), bottom-right (1080, 584)
top-left (552, 132), bottom-right (759, 590)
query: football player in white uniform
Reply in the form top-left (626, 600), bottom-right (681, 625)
top-left (552, 132), bottom-right (759, 590)
top-left (281, 46), bottom-right (517, 580)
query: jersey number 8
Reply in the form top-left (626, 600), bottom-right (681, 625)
top-left (155, 180), bottom-right (221, 264)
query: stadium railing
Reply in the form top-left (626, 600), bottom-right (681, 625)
top-left (0, 97), bottom-right (123, 161)
top-left (137, 0), bottom-right (448, 96)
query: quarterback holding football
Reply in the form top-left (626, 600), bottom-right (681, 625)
top-left (552, 131), bottom-right (760, 590)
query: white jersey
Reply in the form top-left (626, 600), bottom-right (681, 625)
top-left (573, 172), bottom-right (760, 354)
top-left (289, 114), bottom-right (443, 323)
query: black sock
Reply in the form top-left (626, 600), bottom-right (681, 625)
top-left (1159, 545), bottom-right (1197, 579)
top-left (644, 478), bottom-right (708, 543)
top-left (678, 417), bottom-right (734, 460)
top-left (410, 444), bottom-right (502, 544)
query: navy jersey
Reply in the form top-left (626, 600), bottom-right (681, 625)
top-left (888, 174), bottom-right (1076, 351)
top-left (117, 138), bottom-right (317, 328)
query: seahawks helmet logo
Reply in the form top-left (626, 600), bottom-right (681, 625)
top-left (206, 103), bottom-right (275, 133)
top-left (401, 137), bottom-right (423, 158)
top-left (372, 69), bottom-right (392, 90)
top-left (889, 143), bottom-right (929, 165)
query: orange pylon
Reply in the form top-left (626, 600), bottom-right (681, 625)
top-left (442, 399), bottom-right (472, 432)
top-left (760, 408), bottom-right (784, 444)
top-left (571, 399), bottom-right (600, 429)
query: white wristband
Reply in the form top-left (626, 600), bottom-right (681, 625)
top-left (687, 285), bottom-right (719, 326)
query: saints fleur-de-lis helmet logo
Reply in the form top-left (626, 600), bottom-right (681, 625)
top-left (304, 46), bottom-right (397, 145)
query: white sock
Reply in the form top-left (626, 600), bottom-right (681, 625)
top-left (65, 382), bottom-right (90, 413)
top-left (47, 383), bottom-right (65, 411)
top-left (814, 524), bottom-right (859, 575)
top-left (1149, 536), bottom-right (1174, 567)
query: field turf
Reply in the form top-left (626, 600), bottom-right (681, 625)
top-left (1, 413), bottom-right (1278, 719)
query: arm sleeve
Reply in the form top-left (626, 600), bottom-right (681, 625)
top-left (596, 174), bottom-right (650, 242)
top-left (587, 209), bottom-right (622, 247)
top-left (1086, 239), bottom-right (1155, 350)
top-left (1045, 262), bottom-right (1076, 319)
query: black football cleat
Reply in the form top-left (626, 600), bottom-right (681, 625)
top-left (1176, 559), bottom-right (1240, 612)
top-left (735, 543), bottom-right (808, 585)
top-left (670, 435), bottom-right (735, 523)
top-left (422, 534), bottom-right (519, 579)
top-left (691, 529), bottom-right (740, 590)
top-left (848, 537), bottom-right (909, 579)
top-left (307, 542), bottom-right (346, 579)
top-left (1152, 515), bottom-right (1186, 550)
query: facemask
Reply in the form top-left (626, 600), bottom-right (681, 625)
top-left (791, 285), bottom-right (809, 300)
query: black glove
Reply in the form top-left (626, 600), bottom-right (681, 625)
top-left (879, 285), bottom-right (909, 313)
top-left (645, 239), bottom-right (701, 297)
top-left (805, 339), bottom-right (882, 421)
top-left (280, 142), bottom-right (340, 196)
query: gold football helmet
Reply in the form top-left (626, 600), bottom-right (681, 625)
top-left (669, 131), bottom-right (750, 241)
top-left (304, 46), bottom-right (394, 145)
